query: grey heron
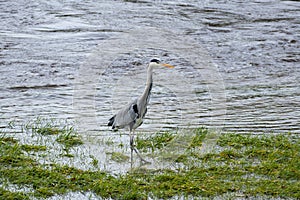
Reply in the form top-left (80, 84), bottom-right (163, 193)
top-left (108, 59), bottom-right (174, 164)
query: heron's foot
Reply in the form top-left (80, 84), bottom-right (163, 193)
top-left (136, 152), bottom-right (151, 165)
top-left (139, 157), bottom-right (151, 165)
top-left (131, 146), bottom-right (151, 164)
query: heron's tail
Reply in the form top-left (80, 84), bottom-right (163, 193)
top-left (108, 115), bottom-right (115, 128)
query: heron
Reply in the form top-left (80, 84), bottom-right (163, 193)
top-left (108, 59), bottom-right (174, 164)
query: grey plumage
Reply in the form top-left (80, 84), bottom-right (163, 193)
top-left (107, 59), bottom-right (174, 164)
top-left (108, 83), bottom-right (151, 131)
top-left (108, 99), bottom-right (140, 130)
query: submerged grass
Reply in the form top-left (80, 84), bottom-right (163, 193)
top-left (56, 128), bottom-right (83, 148)
top-left (107, 152), bottom-right (129, 163)
top-left (0, 121), bottom-right (299, 199)
top-left (28, 118), bottom-right (83, 148)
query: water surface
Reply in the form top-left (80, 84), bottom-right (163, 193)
top-left (1, 0), bottom-right (299, 134)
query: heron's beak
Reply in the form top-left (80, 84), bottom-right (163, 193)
top-left (161, 63), bottom-right (175, 68)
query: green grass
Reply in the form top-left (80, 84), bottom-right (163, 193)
top-left (27, 118), bottom-right (83, 148)
top-left (136, 130), bottom-right (175, 152)
top-left (107, 152), bottom-right (129, 163)
top-left (1, 121), bottom-right (299, 199)
top-left (55, 128), bottom-right (83, 148)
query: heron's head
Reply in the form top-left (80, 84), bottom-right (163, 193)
top-left (149, 59), bottom-right (175, 69)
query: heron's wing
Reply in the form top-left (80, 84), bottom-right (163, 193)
top-left (136, 97), bottom-right (149, 120)
top-left (108, 99), bottom-right (138, 130)
top-left (132, 98), bottom-right (149, 130)
top-left (133, 107), bottom-right (146, 129)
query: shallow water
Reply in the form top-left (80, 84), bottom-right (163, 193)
top-left (1, 1), bottom-right (299, 132)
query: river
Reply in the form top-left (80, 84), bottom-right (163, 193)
top-left (1, 0), bottom-right (299, 135)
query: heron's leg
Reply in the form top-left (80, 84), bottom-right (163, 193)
top-left (131, 130), bottom-right (150, 164)
top-left (129, 131), bottom-right (134, 168)
top-left (133, 146), bottom-right (150, 164)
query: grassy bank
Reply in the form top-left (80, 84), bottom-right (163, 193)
top-left (0, 120), bottom-right (299, 199)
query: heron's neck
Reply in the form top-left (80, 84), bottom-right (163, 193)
top-left (146, 64), bottom-right (153, 86)
top-left (140, 65), bottom-right (153, 103)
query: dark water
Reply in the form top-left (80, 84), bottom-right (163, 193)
top-left (1, 0), bottom-right (299, 134)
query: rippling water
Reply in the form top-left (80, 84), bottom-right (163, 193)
top-left (1, 0), bottom-right (299, 134)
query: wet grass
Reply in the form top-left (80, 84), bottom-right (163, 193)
top-left (56, 128), bottom-right (83, 148)
top-left (1, 121), bottom-right (299, 199)
top-left (106, 152), bottom-right (129, 163)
